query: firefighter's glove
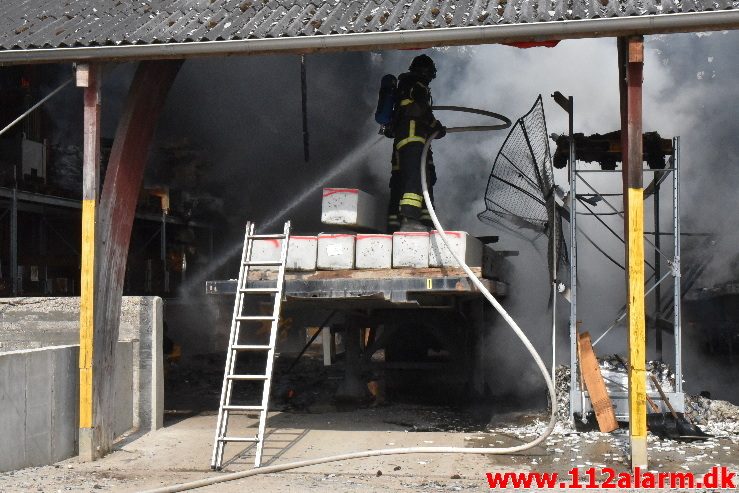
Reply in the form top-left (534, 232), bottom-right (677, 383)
top-left (434, 124), bottom-right (447, 139)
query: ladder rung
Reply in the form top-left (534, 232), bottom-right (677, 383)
top-left (223, 405), bottom-right (264, 411)
top-left (239, 287), bottom-right (280, 293)
top-left (231, 344), bottom-right (272, 351)
top-left (227, 374), bottom-right (269, 381)
top-left (251, 234), bottom-right (286, 239)
top-left (243, 260), bottom-right (282, 266)
top-left (236, 316), bottom-right (276, 321)
top-left (219, 436), bottom-right (259, 443)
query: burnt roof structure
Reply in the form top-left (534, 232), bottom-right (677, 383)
top-left (0, 1), bottom-right (737, 63)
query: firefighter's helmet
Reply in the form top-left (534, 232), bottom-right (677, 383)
top-left (409, 54), bottom-right (437, 82)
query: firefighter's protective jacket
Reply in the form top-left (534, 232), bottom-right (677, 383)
top-left (392, 72), bottom-right (443, 150)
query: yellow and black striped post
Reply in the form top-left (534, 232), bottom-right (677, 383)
top-left (618, 36), bottom-right (647, 470)
top-left (78, 63), bottom-right (101, 460)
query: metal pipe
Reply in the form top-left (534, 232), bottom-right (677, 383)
top-left (591, 270), bottom-right (671, 347)
top-left (0, 78), bottom-right (73, 136)
top-left (551, 197), bottom-right (557, 383)
top-left (300, 54), bottom-right (309, 162)
top-left (579, 222), bottom-right (625, 271)
top-left (578, 172), bottom-right (670, 261)
top-left (2, 12), bottom-right (737, 65)
top-left (576, 196), bottom-right (656, 271)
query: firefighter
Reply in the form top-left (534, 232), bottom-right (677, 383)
top-left (389, 54), bottom-right (446, 232)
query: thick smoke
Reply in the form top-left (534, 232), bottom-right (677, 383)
top-left (399, 33), bottom-right (739, 402)
top-left (35, 31), bottom-right (737, 401)
top-left (146, 33), bottom-right (737, 401)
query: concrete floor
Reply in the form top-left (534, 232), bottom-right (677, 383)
top-left (1, 404), bottom-right (737, 492)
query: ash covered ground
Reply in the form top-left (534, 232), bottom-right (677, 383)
top-left (1, 352), bottom-right (737, 493)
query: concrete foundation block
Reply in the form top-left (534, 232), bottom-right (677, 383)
top-left (355, 234), bottom-right (393, 269)
top-left (50, 346), bottom-right (78, 463)
top-left (321, 188), bottom-right (382, 230)
top-left (429, 231), bottom-right (483, 268)
top-left (392, 232), bottom-right (430, 268)
top-left (317, 234), bottom-right (355, 270)
top-left (0, 350), bottom-right (28, 471)
top-left (251, 239), bottom-right (282, 270)
top-left (25, 350), bottom-right (53, 467)
top-left (286, 236), bottom-right (317, 271)
top-left (114, 341), bottom-right (134, 438)
top-left (0, 345), bottom-right (81, 472)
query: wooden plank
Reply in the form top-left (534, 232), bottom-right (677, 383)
top-left (578, 331), bottom-right (618, 433)
top-left (249, 266), bottom-right (482, 281)
top-left (628, 38), bottom-right (644, 63)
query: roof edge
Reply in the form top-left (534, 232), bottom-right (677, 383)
top-left (1, 11), bottom-right (738, 65)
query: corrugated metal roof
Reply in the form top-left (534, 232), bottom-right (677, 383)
top-left (0, 1), bottom-right (736, 53)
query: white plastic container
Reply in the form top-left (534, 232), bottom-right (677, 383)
top-left (355, 234), bottom-right (393, 269)
top-left (286, 235), bottom-right (317, 271)
top-left (321, 188), bottom-right (382, 230)
top-left (251, 238), bottom-right (282, 270)
top-left (317, 233), bottom-right (355, 270)
top-left (429, 231), bottom-right (483, 268)
top-left (392, 232), bottom-right (430, 268)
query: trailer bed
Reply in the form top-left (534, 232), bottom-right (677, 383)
top-left (206, 267), bottom-right (506, 307)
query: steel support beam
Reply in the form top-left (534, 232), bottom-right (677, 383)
top-left (618, 36), bottom-right (647, 470)
top-left (10, 188), bottom-right (18, 294)
top-left (84, 60), bottom-right (181, 458)
top-left (654, 176), bottom-right (662, 360)
top-left (78, 63), bottom-right (102, 460)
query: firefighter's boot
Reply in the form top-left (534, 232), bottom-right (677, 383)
top-left (399, 216), bottom-right (429, 232)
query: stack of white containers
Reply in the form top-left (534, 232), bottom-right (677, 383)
top-left (263, 188), bottom-right (485, 272)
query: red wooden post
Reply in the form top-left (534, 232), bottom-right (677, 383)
top-left (86, 60), bottom-right (181, 458)
top-left (618, 35), bottom-right (647, 470)
top-left (77, 63), bottom-right (101, 460)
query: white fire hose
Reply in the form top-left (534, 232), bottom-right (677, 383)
top-left (144, 107), bottom-right (557, 493)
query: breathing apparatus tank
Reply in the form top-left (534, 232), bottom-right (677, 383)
top-left (374, 74), bottom-right (397, 137)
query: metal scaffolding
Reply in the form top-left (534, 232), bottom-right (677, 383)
top-left (568, 137), bottom-right (684, 421)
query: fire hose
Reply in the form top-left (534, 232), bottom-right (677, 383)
top-left (144, 106), bottom-right (558, 493)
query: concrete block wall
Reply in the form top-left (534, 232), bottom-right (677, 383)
top-left (0, 342), bottom-right (133, 472)
top-left (0, 296), bottom-right (163, 432)
top-left (0, 346), bottom-right (78, 472)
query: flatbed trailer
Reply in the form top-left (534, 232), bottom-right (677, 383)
top-left (206, 266), bottom-right (508, 400)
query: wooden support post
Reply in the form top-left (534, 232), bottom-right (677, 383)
top-left (81, 60), bottom-right (181, 459)
top-left (618, 36), bottom-right (647, 470)
top-left (78, 63), bottom-right (101, 460)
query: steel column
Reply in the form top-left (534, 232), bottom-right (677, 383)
top-left (161, 210), bottom-right (169, 293)
top-left (673, 137), bottom-right (682, 393)
top-left (619, 36), bottom-right (647, 470)
top-left (88, 60), bottom-right (181, 458)
top-left (10, 187), bottom-right (18, 295)
top-left (654, 176), bottom-right (662, 360)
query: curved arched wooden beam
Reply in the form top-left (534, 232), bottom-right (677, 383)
top-left (90, 60), bottom-right (182, 456)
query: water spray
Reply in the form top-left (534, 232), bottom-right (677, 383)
top-left (145, 106), bottom-right (563, 493)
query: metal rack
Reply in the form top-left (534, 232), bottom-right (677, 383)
top-left (568, 137), bottom-right (684, 420)
top-left (0, 186), bottom-right (214, 296)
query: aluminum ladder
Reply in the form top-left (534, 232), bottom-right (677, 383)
top-left (210, 221), bottom-right (290, 470)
